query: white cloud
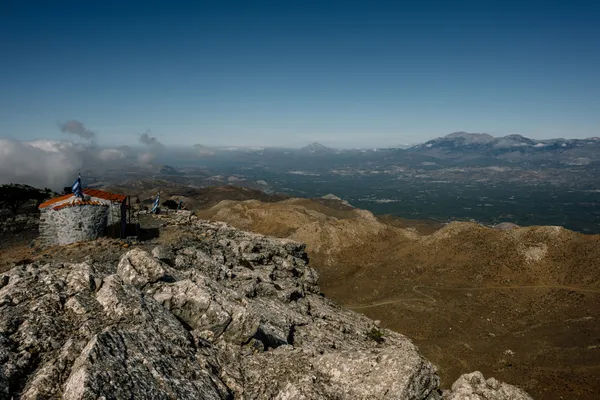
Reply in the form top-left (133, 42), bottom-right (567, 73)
top-left (193, 144), bottom-right (216, 156)
top-left (0, 139), bottom-right (84, 190)
top-left (0, 140), bottom-right (137, 190)
top-left (98, 148), bottom-right (127, 161)
top-left (138, 152), bottom-right (155, 164)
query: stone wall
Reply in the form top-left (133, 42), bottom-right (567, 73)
top-left (39, 205), bottom-right (109, 246)
top-left (107, 202), bottom-right (123, 226)
top-left (38, 210), bottom-right (57, 246)
top-left (105, 201), bottom-right (125, 238)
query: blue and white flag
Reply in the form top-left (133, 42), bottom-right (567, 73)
top-left (72, 174), bottom-right (83, 198)
top-left (151, 192), bottom-right (160, 214)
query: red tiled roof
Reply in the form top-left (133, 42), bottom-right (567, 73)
top-left (53, 200), bottom-right (107, 211)
top-left (39, 189), bottom-right (127, 209)
top-left (84, 189), bottom-right (127, 203)
top-left (38, 193), bottom-right (73, 209)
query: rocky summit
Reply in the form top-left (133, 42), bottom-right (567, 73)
top-left (0, 214), bottom-right (531, 399)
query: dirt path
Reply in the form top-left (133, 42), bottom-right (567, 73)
top-left (347, 284), bottom-right (600, 310)
top-left (347, 286), bottom-right (435, 309)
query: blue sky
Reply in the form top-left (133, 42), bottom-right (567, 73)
top-left (1, 0), bottom-right (599, 148)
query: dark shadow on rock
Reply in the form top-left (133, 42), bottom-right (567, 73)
top-left (252, 323), bottom-right (288, 351)
top-left (138, 227), bottom-right (159, 241)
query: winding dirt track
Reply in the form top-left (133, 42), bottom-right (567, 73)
top-left (347, 284), bottom-right (600, 310)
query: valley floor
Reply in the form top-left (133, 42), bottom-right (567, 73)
top-left (336, 282), bottom-right (600, 399)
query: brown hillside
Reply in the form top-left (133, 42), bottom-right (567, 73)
top-left (101, 181), bottom-right (290, 210)
top-left (197, 198), bottom-right (600, 400)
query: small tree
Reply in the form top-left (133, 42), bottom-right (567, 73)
top-left (162, 199), bottom-right (178, 210)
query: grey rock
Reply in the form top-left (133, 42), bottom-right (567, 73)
top-left (66, 262), bottom-right (96, 293)
top-left (0, 212), bottom-right (39, 235)
top-left (116, 248), bottom-right (166, 287)
top-left (62, 328), bottom-right (228, 400)
top-left (0, 217), bottom-right (531, 399)
top-left (151, 245), bottom-right (175, 265)
top-left (444, 371), bottom-right (533, 400)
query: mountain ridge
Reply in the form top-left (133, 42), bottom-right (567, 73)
top-left (410, 131), bottom-right (600, 153)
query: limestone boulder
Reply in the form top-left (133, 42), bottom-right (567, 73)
top-left (151, 245), bottom-right (175, 265)
top-left (117, 248), bottom-right (166, 287)
top-left (444, 372), bottom-right (533, 400)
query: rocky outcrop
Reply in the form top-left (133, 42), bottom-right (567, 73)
top-left (0, 212), bottom-right (39, 235)
top-left (444, 372), bottom-right (532, 400)
top-left (0, 215), bottom-right (531, 399)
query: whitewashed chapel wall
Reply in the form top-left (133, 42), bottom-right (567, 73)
top-left (38, 205), bottom-right (109, 246)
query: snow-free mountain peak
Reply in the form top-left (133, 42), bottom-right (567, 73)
top-left (300, 142), bottom-right (334, 154)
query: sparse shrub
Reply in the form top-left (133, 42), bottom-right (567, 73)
top-left (0, 184), bottom-right (51, 214)
top-left (366, 327), bottom-right (384, 344)
top-left (162, 199), bottom-right (178, 210)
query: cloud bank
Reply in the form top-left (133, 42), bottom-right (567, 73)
top-left (0, 139), bottom-right (86, 190)
top-left (0, 123), bottom-right (217, 189)
top-left (0, 139), bottom-right (134, 191)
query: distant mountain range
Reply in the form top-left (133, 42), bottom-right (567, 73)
top-left (177, 133), bottom-right (600, 160)
top-left (286, 133), bottom-right (600, 167)
top-left (72, 132), bottom-right (600, 205)
top-left (407, 131), bottom-right (600, 164)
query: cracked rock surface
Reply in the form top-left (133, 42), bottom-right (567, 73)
top-left (0, 216), bottom-right (531, 399)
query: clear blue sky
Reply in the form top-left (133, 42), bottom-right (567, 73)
top-left (1, 0), bottom-right (599, 148)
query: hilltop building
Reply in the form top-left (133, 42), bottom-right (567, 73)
top-left (38, 189), bottom-right (127, 246)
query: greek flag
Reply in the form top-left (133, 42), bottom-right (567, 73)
top-left (151, 192), bottom-right (160, 214)
top-left (72, 174), bottom-right (83, 198)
